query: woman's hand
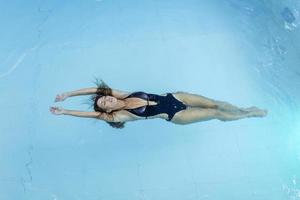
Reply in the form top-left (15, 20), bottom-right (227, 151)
top-left (50, 106), bottom-right (65, 115)
top-left (55, 93), bottom-right (68, 102)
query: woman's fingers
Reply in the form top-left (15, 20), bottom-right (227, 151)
top-left (54, 93), bottom-right (67, 102)
top-left (55, 94), bottom-right (63, 102)
top-left (50, 106), bottom-right (57, 114)
top-left (50, 106), bottom-right (55, 114)
top-left (54, 95), bottom-right (61, 102)
top-left (52, 93), bottom-right (67, 115)
top-left (50, 106), bottom-right (64, 115)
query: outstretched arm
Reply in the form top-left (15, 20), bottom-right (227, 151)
top-left (55, 87), bottom-right (131, 102)
top-left (55, 87), bottom-right (97, 102)
top-left (66, 87), bottom-right (97, 97)
top-left (111, 89), bottom-right (131, 99)
top-left (50, 106), bottom-right (116, 122)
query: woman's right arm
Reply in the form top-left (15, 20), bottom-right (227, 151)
top-left (55, 87), bottom-right (98, 102)
top-left (111, 89), bottom-right (131, 99)
top-left (55, 88), bottom-right (131, 102)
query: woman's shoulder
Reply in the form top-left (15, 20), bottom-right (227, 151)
top-left (126, 91), bottom-right (148, 99)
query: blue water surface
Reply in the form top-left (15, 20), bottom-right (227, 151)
top-left (0, 0), bottom-right (300, 199)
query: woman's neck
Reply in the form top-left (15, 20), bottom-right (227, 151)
top-left (114, 99), bottom-right (127, 110)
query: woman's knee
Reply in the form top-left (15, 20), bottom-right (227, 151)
top-left (203, 109), bottom-right (225, 121)
top-left (216, 110), bottom-right (233, 122)
top-left (171, 121), bottom-right (190, 125)
top-left (170, 118), bottom-right (190, 125)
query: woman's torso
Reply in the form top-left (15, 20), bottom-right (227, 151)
top-left (122, 92), bottom-right (186, 121)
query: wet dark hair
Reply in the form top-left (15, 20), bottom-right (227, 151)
top-left (89, 78), bottom-right (126, 129)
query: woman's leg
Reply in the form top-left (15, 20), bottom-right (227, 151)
top-left (172, 92), bottom-right (260, 114)
top-left (213, 100), bottom-right (258, 114)
top-left (171, 107), bottom-right (267, 125)
top-left (172, 92), bottom-right (218, 108)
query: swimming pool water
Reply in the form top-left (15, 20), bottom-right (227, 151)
top-left (0, 0), bottom-right (300, 199)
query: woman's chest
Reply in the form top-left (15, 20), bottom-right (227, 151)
top-left (124, 97), bottom-right (157, 109)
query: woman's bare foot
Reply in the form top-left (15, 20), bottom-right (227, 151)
top-left (247, 108), bottom-right (268, 117)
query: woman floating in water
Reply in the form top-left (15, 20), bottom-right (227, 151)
top-left (50, 80), bottom-right (267, 128)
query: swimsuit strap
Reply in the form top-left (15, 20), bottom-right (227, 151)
top-left (146, 96), bottom-right (149, 119)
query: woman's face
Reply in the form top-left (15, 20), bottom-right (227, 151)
top-left (97, 96), bottom-right (118, 112)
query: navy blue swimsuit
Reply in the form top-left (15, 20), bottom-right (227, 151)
top-left (125, 92), bottom-right (187, 121)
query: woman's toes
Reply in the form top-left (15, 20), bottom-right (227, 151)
top-left (249, 109), bottom-right (268, 117)
top-left (262, 109), bottom-right (268, 116)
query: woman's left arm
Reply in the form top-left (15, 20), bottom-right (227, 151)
top-left (50, 107), bottom-right (115, 122)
